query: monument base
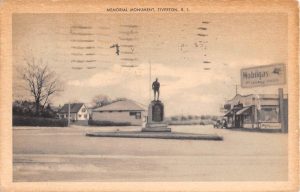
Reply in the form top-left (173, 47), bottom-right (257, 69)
top-left (142, 100), bottom-right (171, 132)
top-left (142, 121), bottom-right (171, 132)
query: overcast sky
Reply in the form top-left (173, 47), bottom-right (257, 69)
top-left (13, 13), bottom-right (288, 116)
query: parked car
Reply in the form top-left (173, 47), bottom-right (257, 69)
top-left (214, 119), bottom-right (228, 129)
top-left (222, 119), bottom-right (228, 129)
top-left (213, 120), bottom-right (222, 128)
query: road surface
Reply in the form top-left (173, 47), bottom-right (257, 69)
top-left (13, 125), bottom-right (287, 182)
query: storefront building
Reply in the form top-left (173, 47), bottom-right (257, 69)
top-left (224, 94), bottom-right (288, 129)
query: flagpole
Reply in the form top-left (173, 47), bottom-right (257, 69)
top-left (149, 60), bottom-right (152, 102)
top-left (68, 102), bottom-right (70, 126)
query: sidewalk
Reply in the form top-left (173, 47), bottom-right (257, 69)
top-left (227, 127), bottom-right (283, 133)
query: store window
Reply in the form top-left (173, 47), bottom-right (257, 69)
top-left (244, 115), bottom-right (252, 124)
top-left (259, 107), bottom-right (279, 122)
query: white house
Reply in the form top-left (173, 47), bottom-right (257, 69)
top-left (58, 103), bottom-right (90, 121)
top-left (92, 99), bottom-right (146, 125)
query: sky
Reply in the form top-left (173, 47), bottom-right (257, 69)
top-left (13, 13), bottom-right (288, 116)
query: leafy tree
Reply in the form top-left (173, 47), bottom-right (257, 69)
top-left (92, 94), bottom-right (112, 108)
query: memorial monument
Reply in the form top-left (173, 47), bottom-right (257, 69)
top-left (86, 78), bottom-right (223, 141)
top-left (142, 78), bottom-right (171, 132)
top-left (87, 78), bottom-right (222, 140)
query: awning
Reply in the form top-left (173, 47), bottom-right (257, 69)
top-left (224, 109), bottom-right (233, 116)
top-left (236, 106), bottom-right (252, 115)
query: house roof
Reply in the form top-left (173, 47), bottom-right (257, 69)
top-left (51, 106), bottom-right (61, 112)
top-left (59, 103), bottom-right (85, 113)
top-left (93, 99), bottom-right (145, 112)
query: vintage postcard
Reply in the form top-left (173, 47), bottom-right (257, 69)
top-left (0, 0), bottom-right (299, 191)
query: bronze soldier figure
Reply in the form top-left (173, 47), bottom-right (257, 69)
top-left (152, 78), bottom-right (160, 101)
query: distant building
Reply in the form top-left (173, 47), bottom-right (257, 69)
top-left (92, 99), bottom-right (146, 125)
top-left (58, 103), bottom-right (90, 121)
top-left (224, 94), bottom-right (288, 129)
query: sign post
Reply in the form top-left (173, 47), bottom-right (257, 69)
top-left (278, 88), bottom-right (286, 133)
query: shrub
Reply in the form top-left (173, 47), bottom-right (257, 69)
top-left (88, 119), bottom-right (131, 126)
top-left (13, 100), bottom-right (57, 118)
top-left (181, 116), bottom-right (188, 121)
top-left (13, 116), bottom-right (68, 127)
top-left (171, 116), bottom-right (179, 121)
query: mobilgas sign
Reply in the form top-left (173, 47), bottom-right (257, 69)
top-left (241, 64), bottom-right (286, 88)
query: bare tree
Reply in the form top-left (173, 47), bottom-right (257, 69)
top-left (92, 94), bottom-right (111, 108)
top-left (22, 57), bottom-right (63, 116)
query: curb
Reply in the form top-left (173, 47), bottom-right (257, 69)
top-left (86, 131), bottom-right (223, 141)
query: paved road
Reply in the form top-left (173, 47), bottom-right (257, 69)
top-left (13, 125), bottom-right (287, 182)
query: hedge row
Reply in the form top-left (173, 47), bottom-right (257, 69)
top-left (88, 119), bottom-right (131, 126)
top-left (13, 116), bottom-right (68, 127)
top-left (168, 121), bottom-right (206, 126)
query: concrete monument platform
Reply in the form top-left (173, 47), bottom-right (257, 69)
top-left (86, 131), bottom-right (223, 140)
top-left (142, 100), bottom-right (171, 132)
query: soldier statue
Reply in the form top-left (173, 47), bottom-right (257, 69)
top-left (152, 78), bottom-right (160, 101)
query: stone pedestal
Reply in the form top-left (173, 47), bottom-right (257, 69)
top-left (142, 100), bottom-right (171, 132)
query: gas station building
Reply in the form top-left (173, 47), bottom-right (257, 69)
top-left (223, 93), bottom-right (288, 131)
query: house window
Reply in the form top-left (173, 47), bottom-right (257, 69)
top-left (130, 112), bottom-right (141, 119)
top-left (82, 108), bottom-right (86, 112)
top-left (135, 112), bottom-right (141, 119)
top-left (84, 114), bottom-right (87, 118)
top-left (78, 114), bottom-right (81, 118)
top-left (129, 112), bottom-right (136, 116)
